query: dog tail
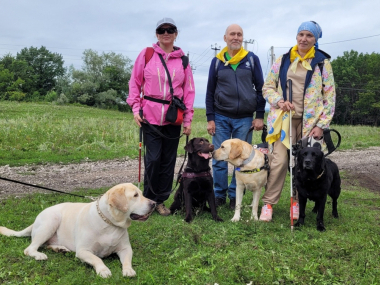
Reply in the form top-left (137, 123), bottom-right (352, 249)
top-left (0, 224), bottom-right (33, 237)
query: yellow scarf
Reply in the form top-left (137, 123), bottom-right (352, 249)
top-left (290, 45), bottom-right (315, 73)
top-left (216, 46), bottom-right (248, 66)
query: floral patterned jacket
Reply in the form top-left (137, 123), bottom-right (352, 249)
top-left (263, 49), bottom-right (336, 138)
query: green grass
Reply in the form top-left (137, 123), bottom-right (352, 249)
top-left (0, 176), bottom-right (379, 284)
top-left (1, 101), bottom-right (379, 166)
top-left (0, 102), bottom-right (380, 284)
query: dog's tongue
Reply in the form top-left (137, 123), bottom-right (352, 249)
top-left (199, 152), bottom-right (211, 159)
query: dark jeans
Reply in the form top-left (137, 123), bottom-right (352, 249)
top-left (142, 123), bottom-right (181, 204)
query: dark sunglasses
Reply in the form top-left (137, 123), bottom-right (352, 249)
top-left (156, 27), bottom-right (177, 34)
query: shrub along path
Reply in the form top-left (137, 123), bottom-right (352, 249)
top-left (0, 147), bottom-right (379, 199)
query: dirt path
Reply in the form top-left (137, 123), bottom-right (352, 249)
top-left (0, 147), bottom-right (379, 199)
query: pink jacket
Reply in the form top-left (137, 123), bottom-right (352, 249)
top-left (127, 43), bottom-right (195, 127)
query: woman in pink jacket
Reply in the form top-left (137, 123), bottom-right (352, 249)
top-left (127, 17), bottom-right (195, 216)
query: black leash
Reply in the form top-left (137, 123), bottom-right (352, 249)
top-left (245, 124), bottom-right (268, 143)
top-left (0, 176), bottom-right (95, 199)
top-left (142, 119), bottom-right (184, 140)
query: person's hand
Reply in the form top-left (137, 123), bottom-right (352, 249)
top-left (309, 126), bottom-right (323, 139)
top-left (277, 100), bottom-right (294, 112)
top-left (207, 120), bottom-right (216, 136)
top-left (133, 113), bottom-right (143, 127)
top-left (183, 126), bottom-right (191, 136)
top-left (252, 118), bottom-right (264, 131)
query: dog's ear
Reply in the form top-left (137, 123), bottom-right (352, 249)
top-left (184, 139), bottom-right (195, 153)
top-left (313, 142), bottom-right (322, 149)
top-left (229, 142), bottom-right (243, 160)
top-left (108, 185), bottom-right (129, 213)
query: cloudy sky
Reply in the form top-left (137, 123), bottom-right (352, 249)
top-left (1, 0), bottom-right (380, 107)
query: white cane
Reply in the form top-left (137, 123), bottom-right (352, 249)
top-left (287, 79), bottom-right (294, 232)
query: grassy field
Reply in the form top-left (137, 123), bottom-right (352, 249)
top-left (0, 102), bottom-right (380, 284)
top-left (0, 101), bottom-right (379, 166)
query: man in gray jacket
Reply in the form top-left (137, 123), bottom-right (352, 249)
top-left (205, 24), bottom-right (266, 210)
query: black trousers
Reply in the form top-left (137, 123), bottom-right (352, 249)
top-left (142, 123), bottom-right (181, 204)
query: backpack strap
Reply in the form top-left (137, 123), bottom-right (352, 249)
top-left (144, 47), bottom-right (154, 66)
top-left (145, 47), bottom-right (188, 70)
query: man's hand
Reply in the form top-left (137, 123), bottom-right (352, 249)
top-left (252, 118), bottom-right (264, 131)
top-left (183, 126), bottom-right (191, 136)
top-left (207, 121), bottom-right (216, 136)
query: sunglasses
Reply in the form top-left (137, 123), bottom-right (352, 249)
top-left (156, 27), bottom-right (177, 35)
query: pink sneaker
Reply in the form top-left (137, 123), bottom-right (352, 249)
top-left (259, 204), bottom-right (273, 222)
top-left (290, 202), bottom-right (299, 220)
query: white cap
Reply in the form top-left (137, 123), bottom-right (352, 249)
top-left (156, 17), bottom-right (177, 29)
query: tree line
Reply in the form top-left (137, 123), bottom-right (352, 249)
top-left (0, 46), bottom-right (132, 111)
top-left (0, 46), bottom-right (379, 125)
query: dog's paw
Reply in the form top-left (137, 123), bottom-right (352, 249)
top-left (96, 266), bottom-right (112, 278)
top-left (214, 216), bottom-right (223, 222)
top-left (123, 267), bottom-right (136, 277)
top-left (184, 217), bottom-right (193, 223)
top-left (24, 248), bottom-right (48, 260)
top-left (294, 222), bottom-right (303, 228)
top-left (312, 207), bottom-right (318, 214)
top-left (231, 216), bottom-right (240, 222)
top-left (317, 222), bottom-right (326, 232)
top-left (332, 211), bottom-right (339, 218)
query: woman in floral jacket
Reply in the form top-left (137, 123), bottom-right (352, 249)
top-left (259, 21), bottom-right (336, 222)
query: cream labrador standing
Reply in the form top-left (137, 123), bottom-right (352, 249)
top-left (213, 139), bottom-right (269, 222)
top-left (0, 183), bottom-right (155, 278)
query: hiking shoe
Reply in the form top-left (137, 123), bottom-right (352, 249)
top-left (215, 198), bottom-right (226, 207)
top-left (259, 204), bottom-right (273, 222)
top-left (290, 202), bottom-right (299, 220)
top-left (229, 198), bottom-right (236, 210)
top-left (156, 203), bottom-right (170, 216)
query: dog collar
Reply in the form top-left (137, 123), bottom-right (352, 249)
top-left (239, 149), bottom-right (256, 167)
top-left (316, 169), bottom-right (324, 179)
top-left (96, 198), bottom-right (116, 226)
top-left (236, 154), bottom-right (270, 174)
top-left (181, 171), bottom-right (211, 179)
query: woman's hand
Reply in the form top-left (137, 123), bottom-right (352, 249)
top-left (183, 126), bottom-right (191, 136)
top-left (309, 126), bottom-right (323, 139)
top-left (133, 113), bottom-right (143, 127)
top-left (277, 100), bottom-right (294, 112)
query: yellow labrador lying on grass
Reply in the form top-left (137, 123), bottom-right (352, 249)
top-left (213, 139), bottom-right (269, 222)
top-left (0, 183), bottom-right (155, 278)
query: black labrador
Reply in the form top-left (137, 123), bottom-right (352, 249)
top-left (295, 143), bottom-right (341, 231)
top-left (170, 137), bottom-right (223, 223)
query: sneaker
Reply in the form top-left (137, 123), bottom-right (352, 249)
top-left (290, 202), bottom-right (299, 220)
top-left (229, 198), bottom-right (236, 210)
top-left (259, 204), bottom-right (273, 222)
top-left (215, 198), bottom-right (226, 207)
top-left (156, 203), bottom-right (170, 216)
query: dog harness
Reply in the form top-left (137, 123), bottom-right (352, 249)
top-left (236, 154), bottom-right (270, 174)
top-left (181, 171), bottom-right (212, 179)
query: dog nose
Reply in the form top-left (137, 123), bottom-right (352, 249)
top-left (210, 144), bottom-right (214, 151)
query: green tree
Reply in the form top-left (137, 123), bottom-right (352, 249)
top-left (16, 46), bottom-right (65, 99)
top-left (331, 50), bottom-right (380, 125)
top-left (69, 49), bottom-right (132, 109)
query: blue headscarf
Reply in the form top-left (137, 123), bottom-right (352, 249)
top-left (297, 21), bottom-right (322, 49)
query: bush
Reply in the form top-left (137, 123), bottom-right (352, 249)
top-left (55, 93), bottom-right (69, 105)
top-left (45, 90), bottom-right (58, 102)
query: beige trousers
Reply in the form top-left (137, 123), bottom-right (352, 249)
top-left (262, 118), bottom-right (303, 205)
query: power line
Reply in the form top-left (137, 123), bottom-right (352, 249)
top-left (274, 33), bottom-right (380, 49)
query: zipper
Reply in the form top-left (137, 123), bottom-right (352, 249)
top-left (160, 65), bottom-right (168, 126)
top-left (235, 72), bottom-right (239, 116)
top-left (157, 68), bottom-right (162, 92)
top-left (172, 69), bottom-right (175, 81)
top-left (189, 75), bottom-right (193, 90)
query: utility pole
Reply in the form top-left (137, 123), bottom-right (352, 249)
top-left (211, 43), bottom-right (221, 56)
top-left (187, 51), bottom-right (196, 74)
top-left (270, 46), bottom-right (275, 67)
top-left (243, 39), bottom-right (254, 50)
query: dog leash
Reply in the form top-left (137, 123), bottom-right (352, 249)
top-left (0, 176), bottom-right (97, 200)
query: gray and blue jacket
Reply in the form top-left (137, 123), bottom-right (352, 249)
top-left (205, 52), bottom-right (265, 121)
